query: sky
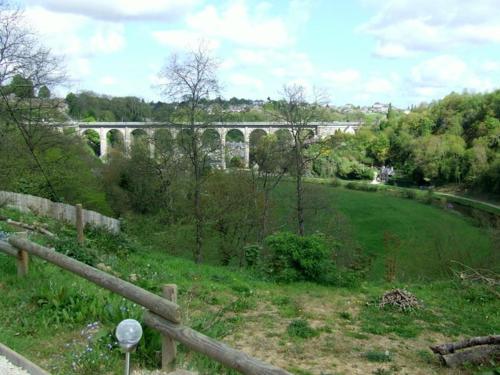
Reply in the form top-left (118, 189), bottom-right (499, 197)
top-left (18, 0), bottom-right (500, 107)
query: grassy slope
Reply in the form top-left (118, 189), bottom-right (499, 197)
top-left (0, 186), bottom-right (499, 375)
top-left (273, 182), bottom-right (496, 280)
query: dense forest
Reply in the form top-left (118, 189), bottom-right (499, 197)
top-left (310, 90), bottom-right (500, 194)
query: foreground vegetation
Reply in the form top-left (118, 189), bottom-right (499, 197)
top-left (1, 182), bottom-right (498, 374)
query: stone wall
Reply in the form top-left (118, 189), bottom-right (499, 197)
top-left (0, 191), bottom-right (120, 233)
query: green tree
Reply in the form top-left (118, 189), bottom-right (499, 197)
top-left (9, 74), bottom-right (34, 98)
top-left (38, 85), bottom-right (50, 98)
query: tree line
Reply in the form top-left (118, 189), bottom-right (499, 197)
top-left (308, 91), bottom-right (500, 194)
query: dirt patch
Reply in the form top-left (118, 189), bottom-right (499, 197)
top-left (224, 292), bottom-right (468, 375)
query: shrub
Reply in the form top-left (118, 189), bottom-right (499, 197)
top-left (243, 244), bottom-right (261, 267)
top-left (330, 178), bottom-right (342, 187)
top-left (53, 236), bottom-right (98, 266)
top-left (364, 350), bottom-right (392, 362)
top-left (264, 231), bottom-right (333, 283)
top-left (345, 182), bottom-right (379, 192)
top-left (287, 319), bottom-right (317, 339)
top-left (229, 156), bottom-right (245, 168)
top-left (403, 189), bottom-right (417, 199)
top-left (345, 182), bottom-right (358, 190)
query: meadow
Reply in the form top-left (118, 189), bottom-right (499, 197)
top-left (0, 183), bottom-right (498, 374)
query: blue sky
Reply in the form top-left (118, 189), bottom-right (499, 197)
top-left (20, 0), bottom-right (500, 107)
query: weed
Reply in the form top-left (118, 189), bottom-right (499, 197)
top-left (364, 350), bottom-right (392, 362)
top-left (339, 311), bottom-right (352, 320)
top-left (372, 368), bottom-right (392, 375)
top-left (287, 319), bottom-right (318, 339)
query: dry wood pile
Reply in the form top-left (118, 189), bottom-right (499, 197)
top-left (379, 288), bottom-right (421, 311)
top-left (430, 335), bottom-right (500, 367)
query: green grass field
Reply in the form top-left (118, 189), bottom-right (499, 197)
top-left (0, 183), bottom-right (498, 374)
top-left (274, 182), bottom-right (496, 281)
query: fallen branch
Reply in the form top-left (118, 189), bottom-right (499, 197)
top-left (0, 216), bottom-right (55, 237)
top-left (430, 335), bottom-right (500, 355)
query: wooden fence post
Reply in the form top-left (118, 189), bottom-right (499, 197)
top-left (162, 284), bottom-right (178, 371)
top-left (76, 204), bottom-right (84, 245)
top-left (16, 232), bottom-right (28, 277)
top-left (16, 249), bottom-right (28, 277)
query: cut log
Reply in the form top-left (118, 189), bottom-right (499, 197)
top-left (440, 345), bottom-right (500, 367)
top-left (430, 335), bottom-right (500, 355)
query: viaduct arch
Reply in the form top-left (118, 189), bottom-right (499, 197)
top-left (77, 121), bottom-right (361, 169)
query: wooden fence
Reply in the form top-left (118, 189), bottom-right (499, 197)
top-left (0, 191), bottom-right (120, 234)
top-left (0, 237), bottom-right (291, 375)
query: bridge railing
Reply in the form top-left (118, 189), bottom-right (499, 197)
top-left (0, 237), bottom-right (291, 375)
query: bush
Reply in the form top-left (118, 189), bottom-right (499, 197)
top-left (363, 350), bottom-right (392, 362)
top-left (287, 319), bottom-right (317, 339)
top-left (53, 236), bottom-right (98, 266)
top-left (345, 182), bottom-right (379, 192)
top-left (229, 156), bottom-right (245, 168)
top-left (243, 244), bottom-right (261, 267)
top-left (264, 231), bottom-right (333, 283)
top-left (403, 189), bottom-right (417, 200)
top-left (330, 178), bottom-right (342, 187)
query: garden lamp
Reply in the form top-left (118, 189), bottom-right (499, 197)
top-left (116, 319), bottom-right (143, 375)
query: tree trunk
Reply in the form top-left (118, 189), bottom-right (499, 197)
top-left (261, 189), bottom-right (270, 242)
top-left (193, 136), bottom-right (203, 264)
top-left (295, 142), bottom-right (305, 236)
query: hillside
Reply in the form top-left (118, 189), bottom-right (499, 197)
top-left (0, 186), bottom-right (498, 375)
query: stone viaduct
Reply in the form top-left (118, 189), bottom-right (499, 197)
top-left (76, 121), bottom-right (361, 168)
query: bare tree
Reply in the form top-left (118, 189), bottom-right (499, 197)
top-left (0, 1), bottom-right (66, 199)
top-left (272, 84), bottom-right (327, 236)
top-left (158, 43), bottom-right (220, 263)
top-left (251, 133), bottom-right (290, 240)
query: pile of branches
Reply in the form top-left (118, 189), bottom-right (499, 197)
top-left (430, 335), bottom-right (500, 367)
top-left (379, 288), bottom-right (421, 311)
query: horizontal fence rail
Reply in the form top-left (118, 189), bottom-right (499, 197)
top-left (7, 237), bottom-right (180, 323)
top-left (0, 236), bottom-right (291, 374)
top-left (145, 312), bottom-right (291, 375)
top-left (0, 191), bottom-right (120, 233)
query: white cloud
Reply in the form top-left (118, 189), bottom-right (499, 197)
top-left (153, 1), bottom-right (298, 50)
top-left (24, 5), bottom-right (127, 84)
top-left (364, 77), bottom-right (394, 94)
top-left (90, 25), bottom-right (126, 53)
top-left (321, 69), bottom-right (361, 86)
top-left (74, 58), bottom-right (92, 77)
top-left (481, 60), bottom-right (500, 73)
top-left (232, 49), bottom-right (314, 78)
top-left (360, 0), bottom-right (500, 57)
top-left (99, 76), bottom-right (116, 85)
top-left (228, 73), bottom-right (263, 90)
top-left (152, 31), bottom-right (219, 51)
top-left (411, 55), bottom-right (467, 88)
top-left (373, 41), bottom-right (413, 59)
top-left (25, 0), bottom-right (198, 22)
top-left (408, 55), bottom-right (495, 101)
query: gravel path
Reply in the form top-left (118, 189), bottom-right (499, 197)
top-left (0, 355), bottom-right (31, 375)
